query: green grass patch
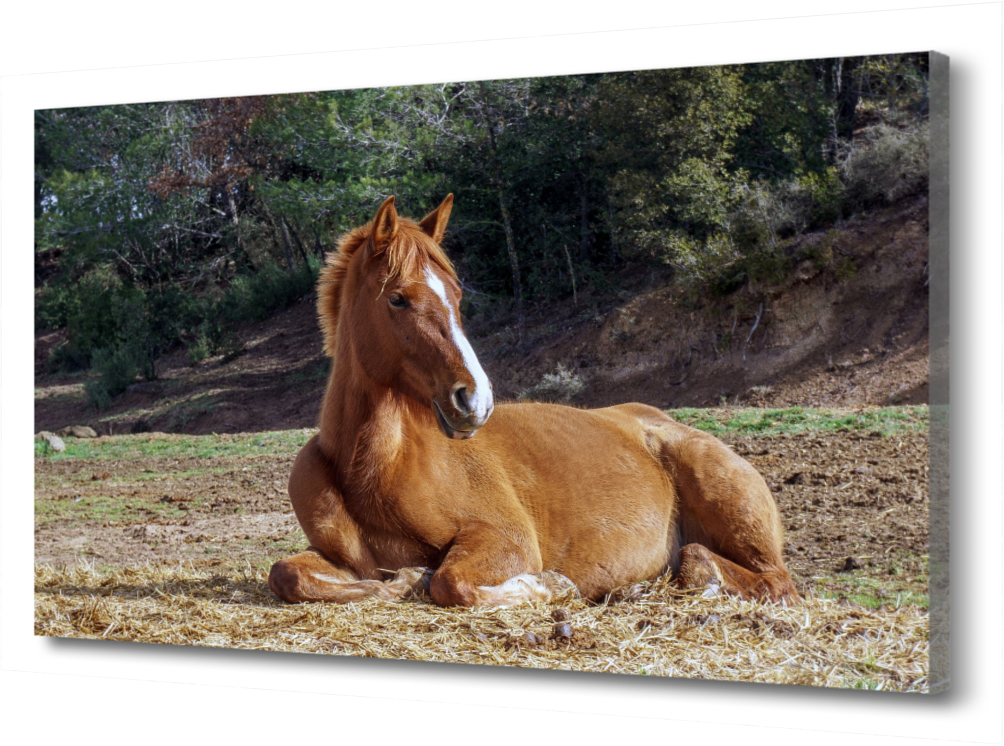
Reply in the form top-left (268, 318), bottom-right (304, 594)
top-left (34, 493), bottom-right (197, 528)
top-left (851, 678), bottom-right (883, 690)
top-left (35, 429), bottom-right (315, 462)
top-left (667, 405), bottom-right (928, 437)
top-left (813, 571), bottom-right (929, 610)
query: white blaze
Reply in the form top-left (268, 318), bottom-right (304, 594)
top-left (424, 266), bottom-right (493, 420)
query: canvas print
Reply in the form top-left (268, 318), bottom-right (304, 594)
top-left (34, 53), bottom-right (945, 692)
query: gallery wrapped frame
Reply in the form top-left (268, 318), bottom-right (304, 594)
top-left (0, 1), bottom-right (999, 742)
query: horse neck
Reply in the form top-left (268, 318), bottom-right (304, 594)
top-left (317, 331), bottom-right (418, 488)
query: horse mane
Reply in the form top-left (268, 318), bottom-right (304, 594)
top-left (317, 217), bottom-right (457, 357)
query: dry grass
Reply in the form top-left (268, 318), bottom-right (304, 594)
top-left (35, 562), bottom-right (928, 692)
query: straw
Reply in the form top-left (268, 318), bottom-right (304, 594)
top-left (35, 562), bottom-right (928, 691)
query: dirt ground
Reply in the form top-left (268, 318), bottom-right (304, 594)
top-left (34, 426), bottom-right (929, 604)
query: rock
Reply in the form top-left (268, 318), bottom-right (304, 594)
top-left (37, 431), bottom-right (66, 453)
top-left (837, 556), bottom-right (862, 573)
top-left (523, 631), bottom-right (540, 645)
top-left (887, 385), bottom-right (909, 404)
top-left (56, 425), bottom-right (98, 439)
top-left (550, 607), bottom-right (570, 622)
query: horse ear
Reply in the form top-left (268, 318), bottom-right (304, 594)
top-left (371, 196), bottom-right (399, 251)
top-left (418, 193), bottom-right (454, 244)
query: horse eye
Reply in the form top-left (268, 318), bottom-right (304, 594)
top-left (388, 293), bottom-right (408, 308)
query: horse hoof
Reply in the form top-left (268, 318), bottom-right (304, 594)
top-left (392, 566), bottom-right (432, 595)
top-left (701, 579), bottom-right (722, 598)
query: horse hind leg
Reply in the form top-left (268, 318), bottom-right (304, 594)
top-left (676, 543), bottom-right (798, 603)
top-left (269, 548), bottom-right (429, 604)
top-left (642, 417), bottom-right (799, 604)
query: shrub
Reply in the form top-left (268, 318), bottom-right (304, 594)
top-left (220, 258), bottom-right (318, 324)
top-left (35, 282), bottom-right (76, 331)
top-left (186, 335), bottom-right (212, 364)
top-left (518, 364), bottom-right (585, 403)
top-left (47, 342), bottom-right (86, 374)
top-left (85, 344), bottom-right (140, 409)
top-left (666, 230), bottom-right (744, 292)
top-left (641, 163), bottom-right (849, 296)
top-left (839, 120), bottom-right (929, 209)
top-left (146, 287), bottom-right (212, 357)
top-left (216, 331), bottom-right (246, 362)
top-left (60, 257), bottom-right (319, 406)
top-left (59, 265), bottom-right (126, 366)
top-left (730, 168), bottom-right (845, 247)
top-left (109, 287), bottom-right (156, 380)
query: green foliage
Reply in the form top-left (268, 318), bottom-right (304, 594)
top-left (85, 345), bottom-right (140, 408)
top-left (186, 335), bottom-right (212, 364)
top-left (35, 282), bottom-right (76, 332)
top-left (35, 54), bottom-right (931, 395)
top-left (39, 266), bottom-right (149, 373)
top-left (46, 342), bottom-right (81, 374)
top-left (732, 60), bottom-right (832, 178)
top-left (220, 257), bottom-right (319, 324)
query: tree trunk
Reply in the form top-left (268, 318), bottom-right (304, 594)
top-left (283, 215), bottom-right (310, 265)
top-left (312, 227), bottom-right (325, 257)
top-left (494, 180), bottom-right (523, 335)
top-left (578, 181), bottom-right (592, 263)
top-left (836, 56), bottom-right (861, 141)
top-left (278, 214), bottom-right (295, 271)
top-left (227, 188), bottom-right (242, 277)
top-left (476, 82), bottom-right (524, 336)
top-left (606, 199), bottom-right (621, 266)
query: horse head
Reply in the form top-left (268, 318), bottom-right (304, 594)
top-left (341, 194), bottom-right (494, 439)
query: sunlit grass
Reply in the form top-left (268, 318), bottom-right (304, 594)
top-left (34, 492), bottom-right (198, 528)
top-left (668, 405), bottom-right (928, 437)
top-left (35, 429), bottom-right (315, 461)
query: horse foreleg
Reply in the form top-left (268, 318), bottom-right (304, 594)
top-left (427, 526), bottom-right (578, 608)
top-left (465, 571), bottom-right (578, 607)
top-left (269, 548), bottom-right (429, 604)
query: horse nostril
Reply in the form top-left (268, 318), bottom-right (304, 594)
top-left (452, 385), bottom-right (471, 416)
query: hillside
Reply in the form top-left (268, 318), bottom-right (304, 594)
top-left (34, 195), bottom-right (929, 436)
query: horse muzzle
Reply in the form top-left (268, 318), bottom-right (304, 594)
top-left (432, 386), bottom-right (493, 440)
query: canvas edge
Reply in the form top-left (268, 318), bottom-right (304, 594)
top-left (927, 49), bottom-right (949, 695)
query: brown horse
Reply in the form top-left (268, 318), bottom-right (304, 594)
top-left (268, 195), bottom-right (798, 608)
